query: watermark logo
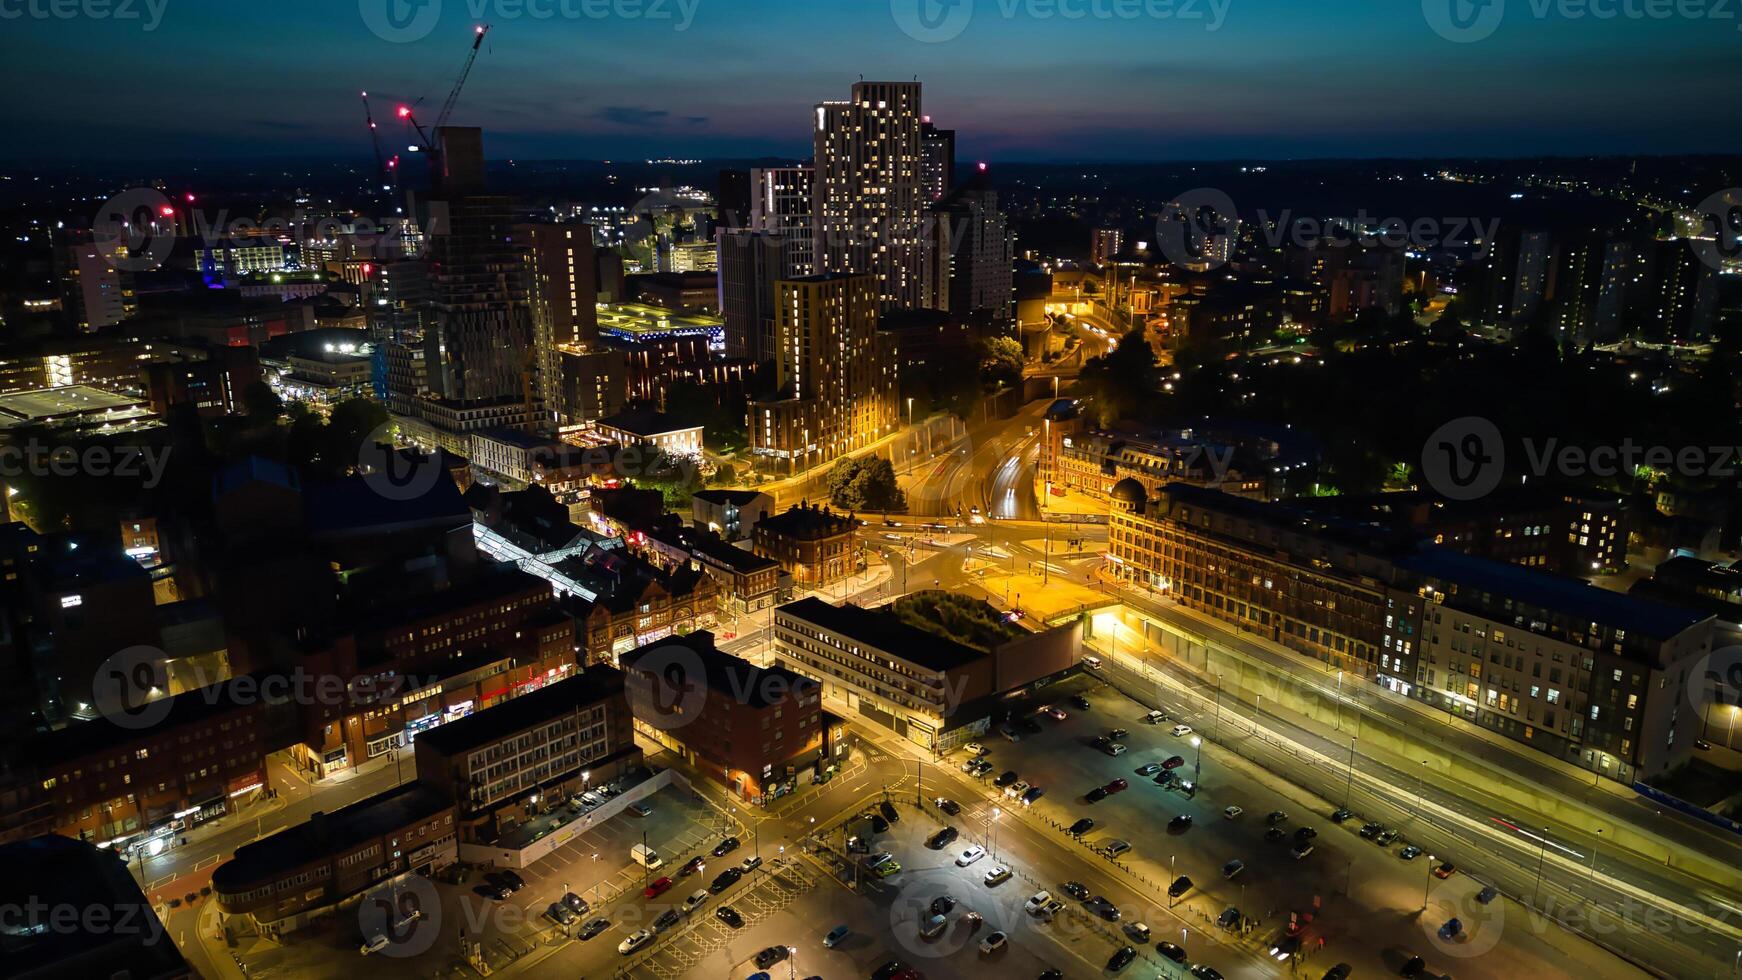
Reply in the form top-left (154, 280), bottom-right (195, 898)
top-left (0, 0), bottom-right (168, 31)
top-left (360, 0), bottom-right (444, 42)
top-left (93, 188), bottom-right (176, 273)
top-left (1685, 644), bottom-right (1742, 716)
top-left (358, 874), bottom-right (441, 958)
top-left (358, 425), bottom-right (447, 502)
top-left (1423, 0), bottom-right (1505, 42)
top-left (892, 0), bottom-right (975, 42)
top-left (1155, 187), bottom-right (1238, 271)
top-left (1421, 417), bottom-right (1505, 502)
top-left (886, 867), bottom-right (1010, 958)
top-left (623, 640), bottom-right (711, 731)
top-left (0, 442), bottom-right (171, 488)
top-left (92, 646), bottom-right (174, 731)
top-left (1691, 188), bottom-right (1742, 272)
top-left (1421, 876), bottom-right (1505, 958)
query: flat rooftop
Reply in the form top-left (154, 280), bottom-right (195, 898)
top-left (777, 596), bottom-right (986, 673)
top-left (596, 302), bottom-right (724, 335)
top-left (0, 384), bottom-right (145, 422)
top-left (414, 664), bottom-right (625, 757)
top-left (211, 783), bottom-right (452, 891)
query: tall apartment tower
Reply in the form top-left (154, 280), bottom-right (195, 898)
top-left (517, 222), bottom-right (603, 430)
top-left (720, 167), bottom-right (816, 362)
top-left (920, 118), bottom-right (956, 203)
top-left (749, 273), bottom-right (898, 474)
top-left (1091, 228), bottom-right (1124, 266)
top-left (750, 166), bottom-right (816, 276)
top-left (813, 81), bottom-right (926, 309)
top-left (419, 127), bottom-right (536, 434)
top-left (925, 167), bottom-right (1014, 324)
top-left (57, 236), bottom-right (137, 332)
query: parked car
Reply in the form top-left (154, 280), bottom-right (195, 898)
top-left (1224, 805), bottom-right (1244, 819)
top-left (1104, 743), bottom-right (1127, 756)
top-left (964, 742), bottom-right (988, 756)
top-left (754, 945), bottom-right (791, 969)
top-left (984, 865), bottom-right (1012, 886)
top-left (578, 917), bottom-right (611, 940)
top-left (1024, 890), bottom-right (1053, 915)
top-left (1265, 827), bottom-right (1287, 842)
top-left (1476, 884), bottom-right (1499, 904)
top-left (1222, 859), bottom-right (1245, 879)
top-left (643, 877), bottom-right (674, 899)
top-left (709, 869), bottom-right (742, 893)
top-left (1171, 724), bottom-right (1193, 737)
top-left (1102, 839), bottom-right (1132, 858)
top-left (713, 837), bottom-right (741, 857)
top-left (679, 856), bottom-right (706, 877)
top-left (739, 855), bottom-right (763, 873)
top-left (1136, 762), bottom-right (1162, 776)
top-left (1439, 917), bottom-right (1463, 940)
top-left (651, 909), bottom-right (681, 933)
top-left (1168, 875), bottom-right (1194, 898)
top-left (1400, 845), bottom-right (1423, 860)
top-left (1104, 778), bottom-right (1129, 793)
top-left (919, 914), bottom-right (948, 939)
top-left (979, 930), bottom-right (1009, 953)
top-left (1434, 861), bottom-right (1457, 879)
top-left (1022, 786), bottom-right (1045, 805)
top-left (1191, 966), bottom-right (1226, 980)
top-left (1322, 965), bottom-right (1352, 980)
top-left (994, 770), bottom-right (1020, 787)
top-left (1402, 955), bottom-right (1427, 977)
top-left (1291, 841), bottom-right (1315, 860)
top-left (682, 889), bottom-right (708, 912)
top-left (629, 802), bottom-right (653, 817)
top-left (1376, 829), bottom-right (1399, 846)
top-left (1266, 810), bottom-right (1289, 825)
top-left (1168, 814), bottom-right (1194, 831)
top-left (1004, 779), bottom-right (1030, 799)
top-left (879, 801), bottom-right (900, 824)
top-left (1043, 705), bottom-right (1068, 720)
top-left (1295, 826), bottom-right (1318, 842)
top-left (546, 901), bottom-right (577, 925)
top-left (1107, 945), bottom-right (1137, 972)
top-left (561, 891), bottom-right (589, 914)
top-left (929, 895), bottom-right (957, 916)
top-left (1330, 807), bottom-right (1353, 823)
top-left (955, 844), bottom-right (987, 866)
top-left (1068, 817), bottom-right (1095, 836)
top-left (1086, 896), bottom-right (1121, 921)
top-left (1359, 822), bottom-right (1385, 839)
top-left (617, 929), bottom-right (654, 955)
top-left (499, 869), bottom-right (525, 891)
top-left (1086, 786), bottom-right (1109, 803)
top-left (936, 797), bottom-right (962, 815)
top-left (1157, 940), bottom-right (1188, 963)
top-left (360, 933), bottom-right (390, 955)
top-left (1061, 881), bottom-right (1090, 900)
top-left (1071, 695), bottom-right (1092, 710)
top-left (1123, 922), bottom-right (1151, 942)
top-left (715, 906), bottom-right (744, 928)
top-left (927, 826), bottom-right (960, 849)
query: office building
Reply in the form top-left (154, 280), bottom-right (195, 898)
top-left (417, 127), bottom-right (536, 435)
top-left (413, 664), bottom-right (641, 844)
top-left (748, 273), bottom-right (898, 474)
top-left (1106, 481), bottom-right (1714, 782)
top-left (517, 222), bottom-right (601, 429)
top-left (813, 81), bottom-right (927, 308)
top-left (211, 783), bottom-right (456, 935)
top-left (621, 631), bottom-right (827, 801)
top-left (0, 834), bottom-right (187, 979)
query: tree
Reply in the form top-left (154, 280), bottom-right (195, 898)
top-left (978, 337), bottom-right (1025, 390)
top-left (827, 456), bottom-right (905, 512)
top-left (241, 380), bottom-right (284, 427)
top-left (1078, 326), bottom-right (1161, 425)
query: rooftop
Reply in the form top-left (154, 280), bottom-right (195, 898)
top-left (778, 596), bottom-right (985, 673)
top-left (597, 408), bottom-right (701, 438)
top-left (413, 664), bottom-right (625, 757)
top-left (619, 631), bottom-right (815, 709)
top-left (0, 384), bottom-right (151, 429)
top-left (596, 302), bottom-right (723, 337)
top-left (0, 834), bottom-right (186, 980)
top-left (211, 783), bottom-right (452, 892)
top-left (757, 503), bottom-right (857, 540)
top-left (693, 488), bottom-right (770, 508)
top-left (1399, 547), bottom-right (1711, 639)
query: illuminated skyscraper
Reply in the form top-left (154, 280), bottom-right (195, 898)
top-left (813, 81), bottom-right (926, 309)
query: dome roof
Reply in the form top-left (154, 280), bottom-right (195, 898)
top-left (1110, 478), bottom-right (1146, 505)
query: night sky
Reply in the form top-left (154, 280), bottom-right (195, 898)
top-left (4, 0), bottom-right (1739, 164)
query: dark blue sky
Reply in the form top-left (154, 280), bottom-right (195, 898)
top-left (3, 0), bottom-right (1738, 163)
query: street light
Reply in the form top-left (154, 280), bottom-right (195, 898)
top-left (1422, 854), bottom-right (1435, 910)
top-left (1190, 736), bottom-right (1202, 784)
top-left (1343, 736), bottom-right (1358, 810)
top-left (990, 807), bottom-right (1003, 860)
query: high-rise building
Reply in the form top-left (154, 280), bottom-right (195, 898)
top-left (517, 222), bottom-right (602, 429)
top-left (749, 165), bottom-right (815, 276)
top-left (57, 237), bottom-right (136, 332)
top-left (417, 127), bottom-right (536, 435)
top-left (813, 81), bottom-right (926, 309)
top-left (749, 273), bottom-right (898, 473)
top-left (1091, 228), bottom-right (1124, 266)
top-left (717, 168), bottom-right (753, 229)
top-left (924, 166), bottom-right (1014, 324)
top-left (719, 230), bottom-right (794, 362)
top-left (920, 118), bottom-right (956, 203)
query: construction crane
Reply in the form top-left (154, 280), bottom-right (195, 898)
top-left (359, 91), bottom-right (398, 193)
top-left (397, 25), bottom-right (491, 182)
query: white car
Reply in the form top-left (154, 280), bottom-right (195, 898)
top-left (964, 742), bottom-right (988, 756)
top-left (618, 929), bottom-right (654, 954)
top-left (682, 889), bottom-right (708, 912)
top-left (1106, 743), bottom-right (1127, 756)
top-left (1171, 724), bottom-right (1194, 737)
top-left (1004, 780), bottom-right (1030, 798)
top-left (955, 844), bottom-right (987, 867)
top-left (359, 933), bottom-right (390, 955)
top-left (1024, 890), bottom-right (1053, 915)
top-left (983, 865), bottom-right (1012, 886)
top-left (1224, 806), bottom-right (1244, 820)
top-left (979, 930), bottom-right (1009, 953)
top-left (1135, 762), bottom-right (1162, 776)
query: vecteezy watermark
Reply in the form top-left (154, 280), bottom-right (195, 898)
top-left (358, 875), bottom-right (441, 958)
top-left (1421, 418), bottom-right (1742, 500)
top-left (1684, 644), bottom-right (1742, 716)
top-left (0, 441), bottom-right (171, 488)
top-left (360, 0), bottom-right (698, 43)
top-left (92, 650), bottom-right (441, 730)
top-left (891, 0), bottom-right (1229, 43)
top-left (1421, 417), bottom-right (1506, 502)
top-left (0, 898), bottom-right (167, 943)
top-left (1155, 187), bottom-right (1239, 271)
top-left (1255, 210), bottom-right (1501, 259)
top-left (359, 426), bottom-right (449, 503)
top-left (623, 639), bottom-right (821, 731)
top-left (1691, 188), bottom-right (1742, 272)
top-left (1424, 0), bottom-right (1742, 43)
top-left (0, 0), bottom-right (167, 31)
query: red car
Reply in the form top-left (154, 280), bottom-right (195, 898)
top-left (1161, 755), bottom-right (1186, 770)
top-left (644, 876), bottom-right (673, 899)
top-left (1104, 778), bottom-right (1129, 793)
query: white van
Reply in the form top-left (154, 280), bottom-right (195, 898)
top-left (631, 843), bottom-right (663, 870)
top-left (1082, 655), bottom-right (1103, 670)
